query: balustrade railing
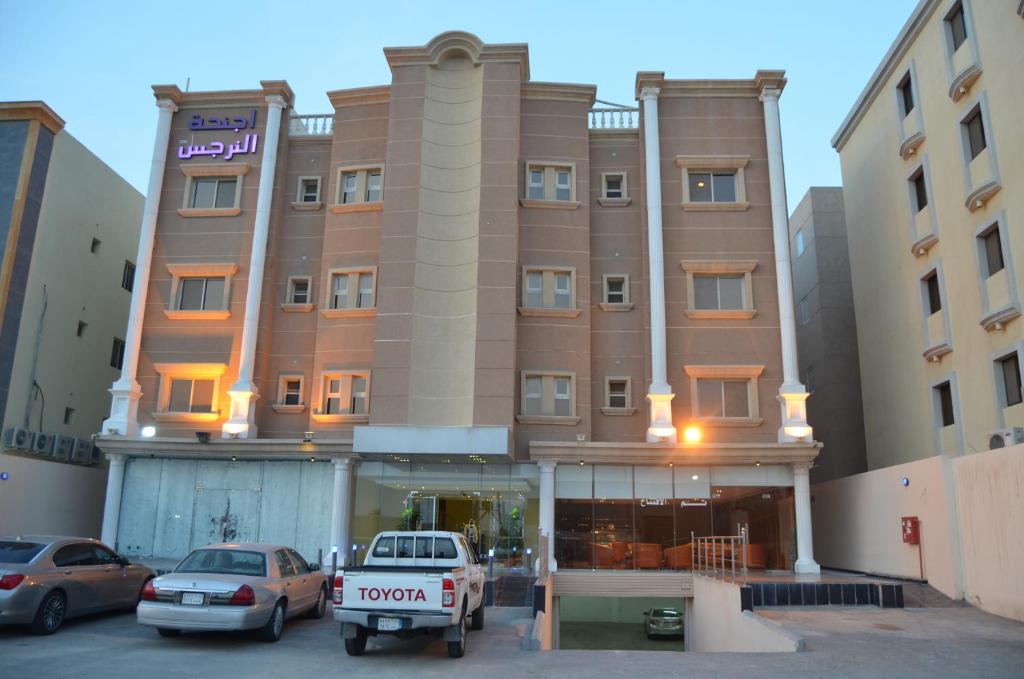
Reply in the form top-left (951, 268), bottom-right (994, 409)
top-left (589, 99), bottom-right (638, 130)
top-left (691, 528), bottom-right (748, 579)
top-left (289, 114), bottom-right (334, 137)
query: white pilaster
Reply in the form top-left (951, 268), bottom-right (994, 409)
top-left (330, 458), bottom-right (355, 566)
top-left (538, 461), bottom-right (557, 573)
top-left (100, 453), bottom-right (128, 547)
top-left (640, 86), bottom-right (677, 443)
top-left (792, 461), bottom-right (820, 574)
top-left (758, 77), bottom-right (812, 443)
top-left (224, 94), bottom-right (287, 438)
top-left (102, 97), bottom-right (178, 436)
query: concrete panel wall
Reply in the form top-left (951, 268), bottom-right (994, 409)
top-left (684, 575), bottom-right (801, 652)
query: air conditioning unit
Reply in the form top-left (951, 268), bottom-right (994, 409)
top-left (3, 427), bottom-right (34, 450)
top-left (53, 435), bottom-right (76, 461)
top-left (987, 427), bottom-right (1024, 450)
top-left (70, 439), bottom-right (95, 465)
top-left (31, 432), bottom-right (56, 456)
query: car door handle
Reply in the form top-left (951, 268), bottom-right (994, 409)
top-left (64, 570), bottom-right (73, 575)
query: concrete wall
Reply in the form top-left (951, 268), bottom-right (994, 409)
top-left (684, 575), bottom-right (801, 652)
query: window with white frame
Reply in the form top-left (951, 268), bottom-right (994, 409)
top-left (287, 276), bottom-right (311, 305)
top-left (603, 275), bottom-right (629, 305)
top-left (335, 166), bottom-right (384, 206)
top-left (946, 2), bottom-right (968, 52)
top-left (177, 277), bottom-right (226, 311)
top-left (153, 363), bottom-right (227, 421)
top-left (297, 176), bottom-right (321, 203)
top-left (179, 164), bottom-right (247, 216)
top-left (520, 372), bottom-right (576, 419)
top-left (604, 377), bottom-right (632, 411)
top-left (340, 172), bottom-right (357, 203)
top-left (980, 225), bottom-right (1004, 278)
top-left (524, 162), bottom-right (576, 203)
top-left (602, 173), bottom-right (626, 200)
top-left (689, 172), bottom-right (736, 203)
top-left (963, 107), bottom-right (987, 160)
top-left (326, 268), bottom-right (376, 311)
top-left (319, 372), bottom-right (369, 416)
top-left (693, 275), bottom-right (744, 311)
top-left (521, 267), bottom-right (575, 311)
top-left (681, 260), bottom-right (756, 319)
top-left (898, 72), bottom-right (915, 116)
top-left (996, 352), bottom-right (1022, 408)
top-left (190, 177), bottom-right (237, 209)
top-left (684, 365), bottom-right (763, 425)
top-left (169, 378), bottom-right (215, 413)
top-left (277, 375), bottom-right (305, 407)
top-left (676, 155), bottom-right (749, 210)
top-left (165, 263), bottom-right (237, 319)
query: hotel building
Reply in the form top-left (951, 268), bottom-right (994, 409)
top-left (0, 102), bottom-right (143, 536)
top-left (97, 32), bottom-right (820, 590)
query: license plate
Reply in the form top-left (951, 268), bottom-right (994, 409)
top-left (377, 617), bottom-right (401, 631)
top-left (181, 592), bottom-right (205, 606)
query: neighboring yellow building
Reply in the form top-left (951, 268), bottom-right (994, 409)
top-left (0, 102), bottom-right (143, 536)
top-left (833, 0), bottom-right (1024, 468)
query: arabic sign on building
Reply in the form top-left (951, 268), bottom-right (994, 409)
top-left (178, 108), bottom-right (259, 161)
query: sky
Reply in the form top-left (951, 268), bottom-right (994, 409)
top-left (0, 0), bottom-right (919, 208)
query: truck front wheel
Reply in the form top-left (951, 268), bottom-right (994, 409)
top-left (447, 613), bottom-right (466, 658)
top-left (345, 626), bottom-right (368, 656)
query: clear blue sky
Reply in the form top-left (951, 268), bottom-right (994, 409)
top-left (1, 0), bottom-right (918, 208)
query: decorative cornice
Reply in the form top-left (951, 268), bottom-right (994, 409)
top-left (521, 82), bottom-right (596, 105)
top-left (832, 0), bottom-right (942, 150)
top-left (529, 440), bottom-right (820, 466)
top-left (948, 64), bottom-right (982, 102)
top-left (922, 341), bottom-right (952, 362)
top-left (0, 101), bottom-right (65, 134)
top-left (899, 131), bottom-right (926, 160)
top-left (683, 364), bottom-right (765, 379)
top-left (94, 436), bottom-right (355, 460)
top-left (260, 80), bottom-right (295, 107)
top-left (910, 232), bottom-right (939, 257)
top-left (384, 31), bottom-right (531, 81)
top-left (965, 180), bottom-right (1001, 212)
top-left (636, 70), bottom-right (777, 100)
top-left (981, 306), bottom-right (1021, 333)
top-left (152, 85), bottom-right (183, 106)
top-left (753, 69), bottom-right (787, 95)
top-left (327, 86), bottom-right (391, 109)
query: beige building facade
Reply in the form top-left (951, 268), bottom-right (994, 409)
top-left (0, 102), bottom-right (143, 536)
top-left (96, 32), bottom-right (821, 591)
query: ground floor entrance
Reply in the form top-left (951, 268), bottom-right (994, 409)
top-left (558, 596), bottom-right (686, 651)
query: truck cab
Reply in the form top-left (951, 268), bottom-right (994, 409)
top-left (333, 531), bottom-right (486, 657)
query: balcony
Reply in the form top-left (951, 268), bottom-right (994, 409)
top-left (289, 114), bottom-right (334, 137)
top-left (590, 100), bottom-right (638, 130)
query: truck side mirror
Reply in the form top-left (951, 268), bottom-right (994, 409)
top-left (308, 563), bottom-right (320, 572)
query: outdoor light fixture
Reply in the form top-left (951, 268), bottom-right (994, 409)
top-left (309, 457), bottom-right (316, 463)
top-left (683, 426), bottom-right (702, 444)
top-left (488, 548), bottom-right (495, 558)
top-left (692, 474), bottom-right (699, 481)
top-left (901, 477), bottom-right (910, 487)
top-left (303, 431), bottom-right (314, 443)
top-left (195, 431), bottom-right (211, 444)
top-left (231, 456), bottom-right (237, 462)
top-left (140, 425), bottom-right (156, 438)
top-left (755, 461), bottom-right (761, 467)
top-left (576, 433), bottom-right (586, 442)
top-left (784, 425), bottom-right (813, 439)
top-left (578, 460), bottom-right (585, 466)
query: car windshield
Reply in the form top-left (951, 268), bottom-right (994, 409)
top-left (0, 541), bottom-right (46, 564)
top-left (652, 609), bottom-right (680, 617)
top-left (174, 549), bottom-right (266, 577)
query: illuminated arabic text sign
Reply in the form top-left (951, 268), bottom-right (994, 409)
top-left (178, 108), bottom-right (259, 161)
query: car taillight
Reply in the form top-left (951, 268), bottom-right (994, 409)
top-left (141, 579), bottom-right (157, 601)
top-left (442, 578), bottom-right (455, 608)
top-left (0, 574), bottom-right (25, 590)
top-left (332, 575), bottom-right (343, 604)
top-left (228, 584), bottom-right (255, 606)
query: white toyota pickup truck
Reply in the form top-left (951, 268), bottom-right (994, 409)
top-left (333, 531), bottom-right (486, 657)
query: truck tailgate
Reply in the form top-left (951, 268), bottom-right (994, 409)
top-left (341, 571), bottom-right (444, 611)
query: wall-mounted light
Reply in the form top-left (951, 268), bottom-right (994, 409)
top-left (691, 474), bottom-right (699, 481)
top-left (901, 477), bottom-right (910, 487)
top-left (683, 426), bottom-right (702, 444)
top-left (140, 426), bottom-right (156, 438)
top-left (578, 460), bottom-right (585, 467)
top-left (303, 431), bottom-right (314, 443)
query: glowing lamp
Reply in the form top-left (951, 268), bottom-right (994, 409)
top-left (140, 425), bottom-right (156, 438)
top-left (683, 426), bottom-right (702, 444)
top-left (784, 425), bottom-right (813, 439)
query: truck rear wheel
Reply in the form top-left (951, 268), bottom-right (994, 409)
top-left (470, 603), bottom-right (484, 631)
top-left (345, 626), bottom-right (368, 656)
top-left (447, 613), bottom-right (466, 658)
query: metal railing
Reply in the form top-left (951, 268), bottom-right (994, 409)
top-left (589, 99), bottom-right (638, 130)
top-left (289, 114), bottom-right (334, 137)
top-left (690, 528), bottom-right (748, 579)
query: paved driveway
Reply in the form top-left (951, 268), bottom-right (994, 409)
top-left (2, 605), bottom-right (1023, 678)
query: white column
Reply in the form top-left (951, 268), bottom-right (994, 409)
top-left (640, 86), bottom-right (677, 444)
top-left (758, 80), bottom-right (812, 443)
top-left (792, 461), bottom-right (820, 574)
top-left (330, 458), bottom-right (355, 566)
top-left (538, 461), bottom-right (557, 573)
top-left (224, 94), bottom-right (287, 438)
top-left (102, 97), bottom-right (178, 436)
top-left (100, 453), bottom-right (128, 547)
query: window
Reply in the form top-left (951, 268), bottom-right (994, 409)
top-left (276, 375), bottom-right (304, 407)
top-left (90, 238), bottom-right (101, 254)
top-left (520, 267), bottom-right (577, 314)
top-left (676, 155), bottom-right (750, 210)
top-left (286, 549), bottom-right (310, 574)
top-left (286, 276), bottom-right (312, 306)
top-left (924, 271), bottom-right (942, 315)
top-left (274, 550), bottom-right (297, 577)
top-left (325, 268), bottom-right (376, 314)
top-left (935, 381), bottom-right (955, 427)
top-left (334, 166), bottom-right (384, 207)
top-left (178, 277), bottom-right (226, 311)
top-left (998, 353), bottom-right (1022, 407)
top-left (685, 364), bottom-right (764, 425)
top-left (912, 169), bottom-right (929, 212)
top-left (601, 173), bottom-right (627, 200)
top-left (947, 2), bottom-right (967, 51)
top-left (603, 275), bottom-right (629, 305)
top-left (794, 229), bottom-right (805, 257)
top-left (318, 372), bottom-right (369, 417)
top-left (688, 172), bottom-right (736, 203)
top-left (296, 176), bottom-right (321, 204)
top-left (52, 543), bottom-right (98, 568)
top-left (603, 377), bottom-right (633, 413)
top-left (122, 261), bottom-right (135, 292)
top-left (899, 74), bottom-right (915, 116)
top-left (76, 321), bottom-right (87, 337)
top-left (190, 178), bottom-right (237, 209)
top-left (981, 227), bottom-right (1005, 277)
top-left (693, 275), bottom-right (744, 311)
top-left (153, 363), bottom-right (226, 421)
top-left (110, 337), bottom-right (125, 369)
top-left (964, 108), bottom-right (986, 160)
top-left (63, 407), bottom-right (74, 425)
top-left (798, 297), bottom-right (811, 325)
top-left (523, 162), bottom-right (576, 203)
top-left (519, 372), bottom-right (577, 421)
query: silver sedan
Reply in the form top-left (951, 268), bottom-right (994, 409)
top-left (137, 543), bottom-right (328, 642)
top-left (0, 535), bottom-right (156, 634)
